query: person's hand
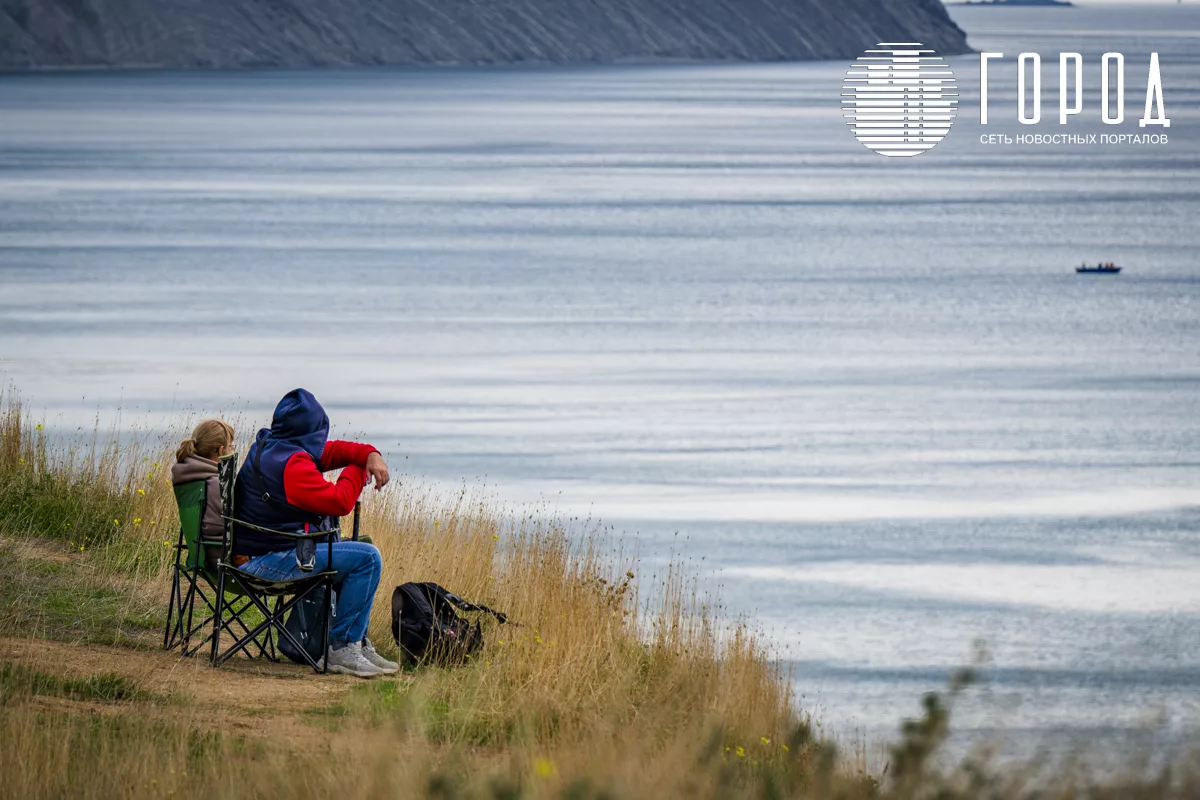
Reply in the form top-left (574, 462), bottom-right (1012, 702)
top-left (366, 452), bottom-right (390, 491)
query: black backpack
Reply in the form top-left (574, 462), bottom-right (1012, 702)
top-left (276, 585), bottom-right (330, 666)
top-left (390, 582), bottom-right (510, 666)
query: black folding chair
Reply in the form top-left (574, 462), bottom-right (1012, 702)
top-left (208, 452), bottom-right (360, 672)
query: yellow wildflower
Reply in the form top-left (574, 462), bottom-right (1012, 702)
top-left (533, 757), bottom-right (555, 778)
top-left (137, 488), bottom-right (145, 496)
top-left (760, 737), bottom-right (770, 745)
top-left (736, 747), bottom-right (745, 758)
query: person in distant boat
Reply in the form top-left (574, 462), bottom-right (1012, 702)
top-left (232, 388), bottom-right (398, 679)
top-left (170, 419), bottom-right (236, 568)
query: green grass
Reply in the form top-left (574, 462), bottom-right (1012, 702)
top-left (1, 700), bottom-right (257, 799)
top-left (0, 661), bottom-right (150, 703)
top-left (0, 541), bottom-right (162, 647)
top-left (304, 678), bottom-right (413, 729)
top-left (0, 467), bottom-right (135, 547)
top-left (304, 677), bottom-right (574, 748)
top-left (0, 398), bottom-right (140, 550)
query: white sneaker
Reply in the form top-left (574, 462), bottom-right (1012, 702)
top-left (319, 642), bottom-right (381, 678)
top-left (361, 637), bottom-right (400, 675)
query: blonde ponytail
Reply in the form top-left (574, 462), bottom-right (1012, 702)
top-left (176, 438), bottom-right (197, 462)
top-left (176, 419), bottom-right (235, 463)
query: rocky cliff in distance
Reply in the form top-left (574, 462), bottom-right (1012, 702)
top-left (0, 0), bottom-right (968, 70)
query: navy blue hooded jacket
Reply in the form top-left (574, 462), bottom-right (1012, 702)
top-left (232, 389), bottom-right (375, 558)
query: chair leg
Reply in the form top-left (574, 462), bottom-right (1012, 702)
top-left (210, 569), bottom-right (226, 666)
top-left (268, 596), bottom-right (283, 662)
top-left (180, 573), bottom-right (199, 653)
top-left (212, 573), bottom-right (279, 667)
top-left (210, 573), bottom-right (332, 674)
top-left (233, 579), bottom-right (322, 672)
top-left (224, 597), bottom-right (273, 659)
top-left (162, 565), bottom-right (180, 650)
top-left (180, 582), bottom-right (218, 658)
top-left (186, 595), bottom-right (251, 659)
top-left (321, 579), bottom-right (332, 674)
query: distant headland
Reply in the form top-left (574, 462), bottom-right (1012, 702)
top-left (949, 0), bottom-right (1073, 6)
top-left (0, 0), bottom-right (970, 71)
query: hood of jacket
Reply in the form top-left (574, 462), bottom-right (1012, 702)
top-left (231, 389), bottom-right (330, 552)
top-left (260, 388), bottom-right (329, 465)
top-left (171, 454), bottom-right (218, 485)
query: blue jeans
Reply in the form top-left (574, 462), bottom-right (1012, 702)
top-left (239, 540), bottom-right (382, 649)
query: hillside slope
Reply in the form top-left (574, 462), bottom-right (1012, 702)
top-left (0, 0), bottom-right (968, 70)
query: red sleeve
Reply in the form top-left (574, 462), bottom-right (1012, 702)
top-left (319, 440), bottom-right (379, 471)
top-left (282, 452), bottom-right (367, 518)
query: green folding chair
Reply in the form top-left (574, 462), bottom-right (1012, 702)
top-left (209, 452), bottom-right (359, 672)
top-left (163, 456), bottom-right (273, 660)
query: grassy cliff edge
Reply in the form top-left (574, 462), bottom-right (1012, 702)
top-left (0, 388), bottom-right (1194, 799)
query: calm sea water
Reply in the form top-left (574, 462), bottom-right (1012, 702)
top-left (1, 4), bottom-right (1198, 758)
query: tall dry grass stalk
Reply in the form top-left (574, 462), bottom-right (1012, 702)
top-left (357, 482), bottom-right (795, 754)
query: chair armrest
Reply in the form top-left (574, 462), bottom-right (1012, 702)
top-left (223, 516), bottom-right (340, 540)
top-left (273, 529), bottom-right (339, 541)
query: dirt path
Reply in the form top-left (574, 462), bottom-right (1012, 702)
top-left (1, 536), bottom-right (412, 748)
top-left (1, 635), bottom-right (378, 744)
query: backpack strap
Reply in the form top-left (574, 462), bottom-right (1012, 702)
top-left (422, 583), bottom-right (514, 625)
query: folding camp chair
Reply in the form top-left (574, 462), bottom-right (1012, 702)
top-left (163, 455), bottom-right (273, 660)
top-left (208, 452), bottom-right (360, 672)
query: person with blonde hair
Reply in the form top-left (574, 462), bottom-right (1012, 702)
top-left (170, 419), bottom-right (236, 553)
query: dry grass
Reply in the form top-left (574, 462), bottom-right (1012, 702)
top-left (0, 386), bottom-right (1196, 799)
